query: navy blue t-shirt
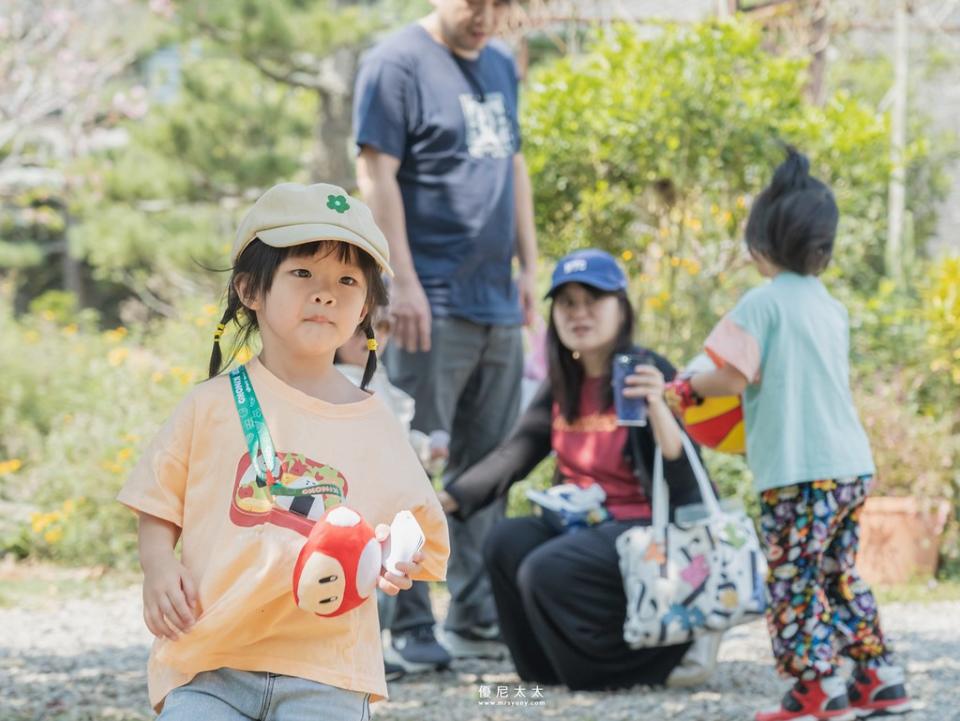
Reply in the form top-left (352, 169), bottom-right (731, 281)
top-left (353, 24), bottom-right (522, 325)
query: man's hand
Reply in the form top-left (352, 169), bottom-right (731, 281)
top-left (390, 274), bottom-right (432, 353)
top-left (517, 270), bottom-right (538, 327)
top-left (141, 554), bottom-right (197, 641)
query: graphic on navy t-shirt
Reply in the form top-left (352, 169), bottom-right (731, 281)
top-left (459, 92), bottom-right (515, 159)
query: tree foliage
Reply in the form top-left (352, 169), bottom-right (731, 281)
top-left (522, 20), bottom-right (948, 357)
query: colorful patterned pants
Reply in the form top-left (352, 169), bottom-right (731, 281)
top-left (759, 475), bottom-right (890, 679)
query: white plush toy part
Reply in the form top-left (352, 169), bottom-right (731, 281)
top-left (381, 510), bottom-right (425, 576)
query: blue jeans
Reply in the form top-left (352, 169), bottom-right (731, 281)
top-left (158, 668), bottom-right (371, 721)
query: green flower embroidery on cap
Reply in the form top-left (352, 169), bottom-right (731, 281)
top-left (327, 194), bottom-right (350, 214)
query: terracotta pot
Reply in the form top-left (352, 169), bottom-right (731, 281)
top-left (857, 496), bottom-right (952, 585)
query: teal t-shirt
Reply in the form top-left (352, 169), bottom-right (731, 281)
top-left (724, 273), bottom-right (874, 492)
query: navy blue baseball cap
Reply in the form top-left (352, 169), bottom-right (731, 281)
top-left (546, 249), bottom-right (628, 298)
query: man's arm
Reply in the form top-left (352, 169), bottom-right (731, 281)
top-left (356, 146), bottom-right (432, 352)
top-left (513, 152), bottom-right (538, 326)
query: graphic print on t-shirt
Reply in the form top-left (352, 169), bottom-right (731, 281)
top-left (230, 451), bottom-right (348, 537)
top-left (459, 92), bottom-right (514, 159)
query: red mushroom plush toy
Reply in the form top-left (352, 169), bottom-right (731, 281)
top-left (292, 505), bottom-right (381, 617)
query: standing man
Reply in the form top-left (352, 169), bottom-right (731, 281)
top-left (354, 0), bottom-right (538, 674)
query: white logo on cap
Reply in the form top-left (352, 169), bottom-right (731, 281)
top-left (563, 259), bottom-right (588, 274)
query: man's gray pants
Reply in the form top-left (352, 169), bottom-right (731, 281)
top-left (384, 316), bottom-right (523, 634)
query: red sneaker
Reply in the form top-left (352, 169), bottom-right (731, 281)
top-left (756, 676), bottom-right (857, 721)
top-left (847, 666), bottom-right (912, 717)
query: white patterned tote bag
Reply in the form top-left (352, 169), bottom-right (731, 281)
top-left (616, 433), bottom-right (767, 649)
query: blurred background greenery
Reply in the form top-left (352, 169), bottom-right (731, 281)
top-left (1, 1), bottom-right (957, 576)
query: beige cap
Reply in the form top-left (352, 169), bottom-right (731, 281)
top-left (232, 182), bottom-right (393, 276)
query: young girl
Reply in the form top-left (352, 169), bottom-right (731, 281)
top-left (667, 150), bottom-right (911, 721)
top-left (118, 182), bottom-right (449, 719)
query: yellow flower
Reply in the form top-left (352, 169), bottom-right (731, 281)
top-left (117, 447), bottom-right (134, 462)
top-left (31, 512), bottom-right (49, 533)
top-left (44, 528), bottom-right (64, 544)
top-left (107, 347), bottom-right (129, 366)
top-left (203, 304), bottom-right (219, 317)
top-left (645, 297), bottom-right (664, 310)
top-left (105, 327), bottom-right (128, 343)
top-left (670, 257), bottom-right (681, 267)
top-left (621, 250), bottom-right (634, 262)
top-left (62, 323), bottom-right (78, 336)
top-left (0, 459), bottom-right (23, 475)
top-left (101, 460), bottom-right (124, 474)
top-left (170, 366), bottom-right (196, 385)
top-left (32, 511), bottom-right (62, 534)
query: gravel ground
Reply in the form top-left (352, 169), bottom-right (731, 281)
top-left (2, 581), bottom-right (957, 721)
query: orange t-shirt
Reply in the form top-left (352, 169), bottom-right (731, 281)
top-left (117, 358), bottom-right (449, 710)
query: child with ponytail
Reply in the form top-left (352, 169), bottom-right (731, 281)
top-left (117, 182), bottom-right (449, 718)
top-left (667, 149), bottom-right (911, 721)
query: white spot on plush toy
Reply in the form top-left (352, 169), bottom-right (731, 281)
top-left (326, 506), bottom-right (361, 527)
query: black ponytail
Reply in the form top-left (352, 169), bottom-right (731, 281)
top-left (745, 146), bottom-right (838, 276)
top-left (207, 288), bottom-right (249, 379)
top-left (359, 322), bottom-right (378, 392)
top-left (768, 147), bottom-right (811, 198)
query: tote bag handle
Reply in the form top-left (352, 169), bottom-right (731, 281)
top-left (651, 432), bottom-right (723, 536)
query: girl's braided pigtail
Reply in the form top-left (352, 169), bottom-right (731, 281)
top-left (208, 293), bottom-right (244, 379)
top-left (360, 323), bottom-right (378, 392)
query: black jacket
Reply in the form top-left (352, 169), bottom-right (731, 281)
top-left (445, 349), bottom-right (707, 520)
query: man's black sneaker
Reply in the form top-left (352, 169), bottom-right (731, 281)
top-left (383, 624), bottom-right (452, 673)
top-left (441, 623), bottom-right (508, 660)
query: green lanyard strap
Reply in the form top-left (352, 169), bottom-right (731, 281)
top-left (229, 365), bottom-right (281, 487)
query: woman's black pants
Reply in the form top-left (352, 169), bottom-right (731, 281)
top-left (483, 515), bottom-right (691, 690)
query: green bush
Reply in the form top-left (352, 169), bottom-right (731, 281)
top-left (0, 293), bottom-right (233, 567)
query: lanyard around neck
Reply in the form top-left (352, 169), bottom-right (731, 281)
top-left (229, 365), bottom-right (280, 486)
